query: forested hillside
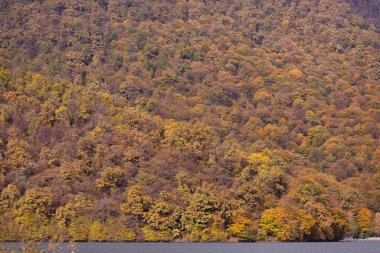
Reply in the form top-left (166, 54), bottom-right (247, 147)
top-left (0, 0), bottom-right (379, 242)
top-left (344, 0), bottom-right (380, 32)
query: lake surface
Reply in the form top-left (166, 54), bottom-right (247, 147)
top-left (3, 241), bottom-right (380, 253)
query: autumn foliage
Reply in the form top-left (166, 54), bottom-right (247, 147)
top-left (0, 0), bottom-right (379, 242)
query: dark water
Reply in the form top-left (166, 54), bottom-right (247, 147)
top-left (3, 241), bottom-right (380, 253)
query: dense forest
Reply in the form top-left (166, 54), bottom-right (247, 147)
top-left (344, 0), bottom-right (380, 32)
top-left (0, 0), bottom-right (379, 242)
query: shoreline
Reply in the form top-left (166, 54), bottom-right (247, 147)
top-left (340, 237), bottom-right (380, 242)
top-left (3, 239), bottom-right (380, 244)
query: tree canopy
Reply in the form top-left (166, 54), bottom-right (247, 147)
top-left (0, 0), bottom-right (379, 242)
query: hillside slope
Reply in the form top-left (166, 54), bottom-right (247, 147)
top-left (344, 0), bottom-right (380, 32)
top-left (0, 0), bottom-right (379, 242)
